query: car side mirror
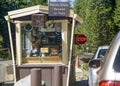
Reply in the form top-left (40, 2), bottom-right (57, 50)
top-left (89, 59), bottom-right (101, 68)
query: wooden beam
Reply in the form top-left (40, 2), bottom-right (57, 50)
top-left (66, 14), bottom-right (76, 86)
top-left (16, 23), bottom-right (22, 65)
top-left (7, 16), bottom-right (17, 83)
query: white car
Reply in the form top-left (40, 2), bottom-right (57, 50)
top-left (88, 46), bottom-right (109, 86)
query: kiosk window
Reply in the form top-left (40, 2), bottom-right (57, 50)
top-left (22, 23), bottom-right (62, 58)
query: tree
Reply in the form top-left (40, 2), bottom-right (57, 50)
top-left (0, 0), bottom-right (48, 48)
top-left (0, 35), bottom-right (3, 48)
top-left (114, 0), bottom-right (120, 32)
top-left (0, 0), bottom-right (27, 48)
top-left (74, 0), bottom-right (100, 54)
top-left (74, 0), bottom-right (115, 54)
top-left (27, 0), bottom-right (48, 6)
top-left (96, 0), bottom-right (115, 45)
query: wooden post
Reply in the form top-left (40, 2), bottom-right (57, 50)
top-left (62, 20), bottom-right (68, 64)
top-left (7, 16), bottom-right (17, 83)
top-left (16, 23), bottom-right (22, 65)
top-left (31, 68), bottom-right (42, 86)
top-left (54, 66), bottom-right (62, 86)
top-left (66, 14), bottom-right (76, 86)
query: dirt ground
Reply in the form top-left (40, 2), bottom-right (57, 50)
top-left (72, 67), bottom-right (89, 86)
top-left (72, 72), bottom-right (88, 86)
top-left (72, 73), bottom-right (88, 86)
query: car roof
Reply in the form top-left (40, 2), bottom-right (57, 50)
top-left (93, 46), bottom-right (109, 59)
top-left (98, 46), bottom-right (109, 49)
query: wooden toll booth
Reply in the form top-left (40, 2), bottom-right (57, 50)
top-left (5, 5), bottom-right (83, 86)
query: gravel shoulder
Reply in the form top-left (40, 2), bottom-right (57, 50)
top-left (72, 69), bottom-right (89, 86)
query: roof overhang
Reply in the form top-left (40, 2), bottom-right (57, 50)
top-left (5, 5), bottom-right (83, 24)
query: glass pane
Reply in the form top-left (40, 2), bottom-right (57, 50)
top-left (22, 23), bottom-right (62, 58)
top-left (113, 47), bottom-right (120, 72)
top-left (97, 49), bottom-right (107, 59)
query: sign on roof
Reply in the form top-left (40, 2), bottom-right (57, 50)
top-left (49, 2), bottom-right (70, 17)
top-left (32, 14), bottom-right (47, 28)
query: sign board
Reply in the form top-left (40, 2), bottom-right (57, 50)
top-left (49, 2), bottom-right (69, 17)
top-left (75, 34), bottom-right (87, 44)
top-left (32, 14), bottom-right (47, 28)
top-left (40, 47), bottom-right (49, 53)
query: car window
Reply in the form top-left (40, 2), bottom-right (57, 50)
top-left (97, 49), bottom-right (107, 59)
top-left (113, 46), bottom-right (120, 72)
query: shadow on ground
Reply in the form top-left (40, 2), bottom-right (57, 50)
top-left (5, 83), bottom-right (14, 86)
top-left (3, 82), bottom-right (14, 86)
top-left (3, 80), bottom-right (88, 86)
top-left (72, 79), bottom-right (89, 86)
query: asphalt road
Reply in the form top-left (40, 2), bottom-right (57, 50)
top-left (2, 54), bottom-right (90, 86)
top-left (72, 79), bottom-right (88, 86)
top-left (72, 71), bottom-right (89, 86)
top-left (4, 81), bottom-right (88, 86)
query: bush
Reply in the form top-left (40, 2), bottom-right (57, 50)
top-left (0, 48), bottom-right (11, 60)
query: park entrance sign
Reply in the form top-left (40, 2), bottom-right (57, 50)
top-left (75, 34), bottom-right (87, 44)
top-left (49, 2), bottom-right (69, 17)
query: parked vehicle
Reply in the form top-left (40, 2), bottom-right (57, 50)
top-left (88, 46), bottom-right (109, 86)
top-left (89, 31), bottom-right (120, 86)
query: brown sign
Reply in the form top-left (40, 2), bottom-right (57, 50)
top-left (32, 14), bottom-right (47, 28)
top-left (49, 2), bottom-right (70, 17)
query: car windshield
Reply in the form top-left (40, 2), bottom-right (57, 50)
top-left (97, 49), bottom-right (108, 59)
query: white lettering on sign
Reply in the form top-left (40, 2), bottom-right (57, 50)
top-left (60, 3), bottom-right (69, 7)
top-left (58, 12), bottom-right (66, 15)
top-left (76, 37), bottom-right (86, 42)
top-left (49, 3), bottom-right (59, 6)
top-left (54, 8), bottom-right (65, 11)
top-left (49, 3), bottom-right (69, 7)
top-left (49, 2), bottom-right (69, 16)
top-left (75, 34), bottom-right (87, 44)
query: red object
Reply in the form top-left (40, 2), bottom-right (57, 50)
top-left (75, 34), bottom-right (87, 44)
top-left (99, 80), bottom-right (120, 86)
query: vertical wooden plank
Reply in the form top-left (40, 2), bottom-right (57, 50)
top-left (62, 20), bottom-right (68, 64)
top-left (66, 14), bottom-right (76, 86)
top-left (54, 66), bottom-right (62, 86)
top-left (31, 68), bottom-right (42, 86)
top-left (16, 23), bottom-right (22, 65)
top-left (7, 16), bottom-right (16, 83)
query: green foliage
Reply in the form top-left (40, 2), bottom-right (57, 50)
top-left (0, 0), bottom-right (47, 59)
top-left (74, 0), bottom-right (117, 55)
top-left (0, 0), bottom-right (48, 48)
top-left (0, 48), bottom-right (11, 60)
top-left (114, 0), bottom-right (120, 32)
top-left (27, 0), bottom-right (48, 6)
top-left (96, 0), bottom-right (115, 45)
top-left (0, 0), bottom-right (119, 58)
top-left (0, 35), bottom-right (3, 48)
top-left (74, 0), bottom-right (100, 54)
